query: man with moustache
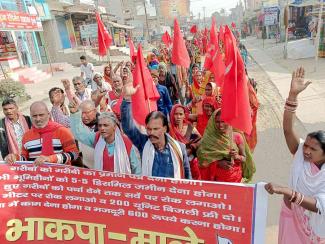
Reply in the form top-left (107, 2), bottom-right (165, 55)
top-left (121, 80), bottom-right (191, 179)
top-left (0, 98), bottom-right (32, 159)
top-left (4, 101), bottom-right (78, 165)
top-left (69, 100), bottom-right (141, 174)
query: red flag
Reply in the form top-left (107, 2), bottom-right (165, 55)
top-left (132, 44), bottom-right (160, 126)
top-left (171, 18), bottom-right (190, 68)
top-left (190, 25), bottom-right (197, 34)
top-left (210, 24), bottom-right (226, 86)
top-left (219, 25), bottom-right (225, 44)
top-left (203, 27), bottom-right (208, 37)
top-left (204, 17), bottom-right (217, 70)
top-left (96, 12), bottom-right (112, 56)
top-left (128, 37), bottom-right (136, 63)
top-left (231, 22), bottom-right (237, 29)
top-left (162, 31), bottom-right (172, 47)
top-left (221, 26), bottom-right (252, 134)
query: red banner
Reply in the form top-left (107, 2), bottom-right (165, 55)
top-left (0, 163), bottom-right (267, 243)
top-left (0, 10), bottom-right (42, 31)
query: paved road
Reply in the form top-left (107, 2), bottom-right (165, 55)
top-left (247, 58), bottom-right (307, 243)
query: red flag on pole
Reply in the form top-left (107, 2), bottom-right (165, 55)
top-left (161, 31), bottom-right (172, 47)
top-left (95, 12), bottom-right (112, 56)
top-left (203, 17), bottom-right (217, 70)
top-left (190, 25), bottom-right (197, 34)
top-left (219, 25), bottom-right (225, 44)
top-left (132, 44), bottom-right (160, 126)
top-left (171, 18), bottom-right (190, 68)
top-left (204, 27), bottom-right (208, 37)
top-left (128, 37), bottom-right (136, 63)
top-left (221, 26), bottom-right (252, 135)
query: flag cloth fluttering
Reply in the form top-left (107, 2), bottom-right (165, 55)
top-left (132, 44), bottom-right (160, 126)
top-left (221, 26), bottom-right (252, 135)
top-left (190, 25), bottom-right (198, 34)
top-left (95, 12), bottom-right (112, 56)
top-left (203, 18), bottom-right (226, 85)
top-left (161, 31), bottom-right (172, 47)
top-left (128, 37), bottom-right (136, 63)
top-left (203, 17), bottom-right (218, 70)
top-left (171, 18), bottom-right (190, 68)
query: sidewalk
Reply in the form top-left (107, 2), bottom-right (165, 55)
top-left (243, 37), bottom-right (325, 132)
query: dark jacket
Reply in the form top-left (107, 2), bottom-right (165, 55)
top-left (159, 71), bottom-right (178, 104)
top-left (0, 116), bottom-right (32, 159)
top-left (156, 84), bottom-right (173, 117)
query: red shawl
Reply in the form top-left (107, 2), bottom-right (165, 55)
top-left (32, 121), bottom-right (62, 155)
top-left (196, 97), bottom-right (217, 135)
top-left (169, 104), bottom-right (191, 144)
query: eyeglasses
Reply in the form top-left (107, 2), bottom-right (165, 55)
top-left (73, 83), bottom-right (82, 86)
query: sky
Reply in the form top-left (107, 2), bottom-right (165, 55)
top-left (190, 0), bottom-right (240, 18)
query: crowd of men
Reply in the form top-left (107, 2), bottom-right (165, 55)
top-left (0, 37), bottom-right (258, 183)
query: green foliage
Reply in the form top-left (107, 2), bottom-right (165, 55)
top-left (0, 79), bottom-right (30, 103)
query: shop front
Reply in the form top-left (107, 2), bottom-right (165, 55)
top-left (0, 9), bottom-right (43, 73)
top-left (288, 2), bottom-right (314, 40)
top-left (107, 21), bottom-right (134, 47)
top-left (71, 13), bottom-right (96, 47)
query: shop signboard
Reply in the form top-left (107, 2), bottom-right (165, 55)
top-left (128, 20), bottom-right (144, 42)
top-left (264, 7), bottom-right (278, 26)
top-left (0, 10), bottom-right (43, 31)
top-left (80, 23), bottom-right (98, 47)
top-left (0, 162), bottom-right (268, 244)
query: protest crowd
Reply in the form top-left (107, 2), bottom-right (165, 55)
top-left (1, 14), bottom-right (325, 243)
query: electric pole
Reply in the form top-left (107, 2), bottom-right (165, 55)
top-left (143, 0), bottom-right (151, 43)
top-left (203, 7), bottom-right (206, 28)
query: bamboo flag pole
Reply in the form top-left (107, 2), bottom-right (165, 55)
top-left (229, 126), bottom-right (235, 166)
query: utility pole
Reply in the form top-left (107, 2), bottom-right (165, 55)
top-left (143, 0), bottom-right (151, 43)
top-left (203, 7), bottom-right (206, 28)
top-left (315, 0), bottom-right (324, 71)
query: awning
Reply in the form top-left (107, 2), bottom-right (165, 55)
top-left (107, 21), bottom-right (134, 30)
top-left (289, 0), bottom-right (322, 7)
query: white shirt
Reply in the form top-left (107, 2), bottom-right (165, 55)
top-left (91, 80), bottom-right (112, 93)
top-left (80, 63), bottom-right (94, 80)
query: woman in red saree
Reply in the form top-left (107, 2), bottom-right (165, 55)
top-left (169, 104), bottom-right (201, 179)
top-left (197, 109), bottom-right (255, 183)
top-left (189, 96), bottom-right (218, 136)
top-left (103, 64), bottom-right (113, 86)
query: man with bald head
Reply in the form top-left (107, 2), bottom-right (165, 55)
top-left (79, 100), bottom-right (99, 132)
top-left (68, 99), bottom-right (99, 168)
top-left (4, 101), bottom-right (79, 166)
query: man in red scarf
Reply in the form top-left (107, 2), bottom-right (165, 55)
top-left (0, 98), bottom-right (31, 159)
top-left (4, 101), bottom-right (79, 166)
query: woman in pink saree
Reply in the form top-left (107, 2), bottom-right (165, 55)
top-left (265, 67), bottom-right (325, 243)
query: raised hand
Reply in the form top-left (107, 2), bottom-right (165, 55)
top-left (290, 67), bottom-right (312, 96)
top-left (68, 97), bottom-right (80, 114)
top-left (61, 79), bottom-right (71, 90)
top-left (123, 82), bottom-right (140, 99)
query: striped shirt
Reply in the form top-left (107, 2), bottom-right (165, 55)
top-left (20, 127), bottom-right (78, 164)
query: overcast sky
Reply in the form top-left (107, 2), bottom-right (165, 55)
top-left (190, 0), bottom-right (241, 18)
